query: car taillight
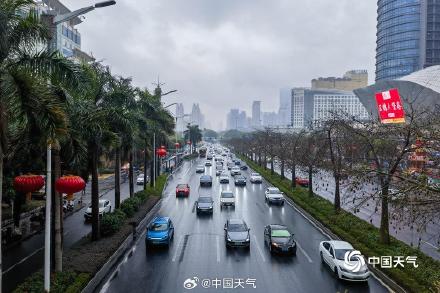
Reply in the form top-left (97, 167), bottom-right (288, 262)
top-left (176, 188), bottom-right (179, 193)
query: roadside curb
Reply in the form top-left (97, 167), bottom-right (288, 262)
top-left (82, 174), bottom-right (173, 293)
top-left (82, 198), bottom-right (162, 293)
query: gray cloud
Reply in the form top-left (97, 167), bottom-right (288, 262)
top-left (64, 0), bottom-right (376, 130)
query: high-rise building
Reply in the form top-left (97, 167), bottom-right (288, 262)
top-left (291, 88), bottom-right (369, 129)
top-left (278, 89), bottom-right (292, 126)
top-left (311, 70), bottom-right (368, 91)
top-left (36, 0), bottom-right (94, 62)
top-left (226, 109), bottom-right (240, 130)
top-left (176, 103), bottom-right (185, 132)
top-left (190, 103), bottom-right (204, 128)
top-left (251, 101), bottom-right (261, 128)
top-left (376, 0), bottom-right (440, 81)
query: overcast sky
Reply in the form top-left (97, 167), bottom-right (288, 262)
top-left (64, 0), bottom-right (377, 130)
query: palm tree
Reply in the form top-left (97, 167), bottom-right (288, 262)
top-left (0, 0), bottom-right (82, 278)
top-left (104, 76), bottom-right (137, 205)
top-left (184, 124), bottom-right (202, 153)
top-left (72, 62), bottom-right (115, 241)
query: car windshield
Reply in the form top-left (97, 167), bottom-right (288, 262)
top-left (335, 249), bottom-right (353, 260)
top-left (150, 223), bottom-right (168, 231)
top-left (268, 188), bottom-right (280, 194)
top-left (99, 202), bottom-right (105, 208)
top-left (272, 229), bottom-right (291, 238)
top-left (177, 184), bottom-right (187, 189)
top-left (228, 223), bottom-right (247, 232)
top-left (251, 173), bottom-right (260, 176)
top-left (198, 197), bottom-right (212, 203)
top-left (221, 192), bottom-right (234, 198)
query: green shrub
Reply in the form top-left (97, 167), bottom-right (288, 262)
top-left (239, 154), bottom-right (440, 293)
top-left (101, 209), bottom-right (126, 236)
top-left (120, 198), bottom-right (136, 217)
top-left (14, 271), bottom-right (90, 293)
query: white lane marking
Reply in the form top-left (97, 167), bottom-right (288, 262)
top-left (253, 235), bottom-right (266, 262)
top-left (3, 246), bottom-right (44, 274)
top-left (216, 235), bottom-right (221, 262)
top-left (172, 235), bottom-right (184, 262)
top-left (296, 241), bottom-right (313, 263)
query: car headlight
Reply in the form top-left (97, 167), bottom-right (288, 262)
top-left (227, 236), bottom-right (232, 241)
top-left (246, 236), bottom-right (250, 242)
top-left (272, 243), bottom-right (279, 247)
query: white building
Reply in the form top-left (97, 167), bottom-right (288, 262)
top-left (291, 88), bottom-right (369, 129)
top-left (175, 103), bottom-right (185, 132)
top-left (35, 0), bottom-right (94, 62)
top-left (190, 103), bottom-right (205, 129)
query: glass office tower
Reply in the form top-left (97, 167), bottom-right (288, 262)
top-left (376, 0), bottom-right (440, 81)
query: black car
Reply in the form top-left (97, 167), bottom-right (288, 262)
top-left (234, 175), bottom-right (246, 186)
top-left (200, 175), bottom-right (213, 187)
top-left (196, 196), bottom-right (214, 215)
top-left (235, 160), bottom-right (241, 166)
top-left (224, 219), bottom-right (250, 248)
top-left (240, 165), bottom-right (248, 170)
top-left (264, 224), bottom-right (296, 256)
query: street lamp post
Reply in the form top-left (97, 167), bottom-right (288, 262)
top-left (42, 1), bottom-right (116, 291)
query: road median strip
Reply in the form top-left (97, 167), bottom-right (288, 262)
top-left (13, 174), bottom-right (169, 293)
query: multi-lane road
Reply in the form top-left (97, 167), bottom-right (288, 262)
top-left (100, 157), bottom-right (390, 293)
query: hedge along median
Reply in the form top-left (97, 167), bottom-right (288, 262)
top-left (239, 155), bottom-right (440, 293)
top-left (13, 174), bottom-right (168, 293)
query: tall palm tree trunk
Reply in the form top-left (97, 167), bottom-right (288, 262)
top-left (114, 147), bottom-right (121, 209)
top-left (0, 147), bottom-right (3, 287)
top-left (91, 143), bottom-right (100, 241)
top-left (308, 165), bottom-right (313, 196)
top-left (52, 146), bottom-right (62, 271)
top-left (129, 150), bottom-right (134, 197)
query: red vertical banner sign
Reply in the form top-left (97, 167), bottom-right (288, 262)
top-left (375, 88), bottom-right (405, 124)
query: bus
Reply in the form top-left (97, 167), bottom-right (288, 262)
top-left (199, 147), bottom-right (207, 158)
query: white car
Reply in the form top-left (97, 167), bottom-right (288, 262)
top-left (231, 166), bottom-right (241, 176)
top-left (84, 199), bottom-right (112, 221)
top-left (205, 160), bottom-right (212, 166)
top-left (250, 173), bottom-right (262, 183)
top-left (265, 187), bottom-right (285, 205)
top-left (219, 172), bottom-right (229, 183)
top-left (196, 165), bottom-right (205, 173)
top-left (136, 173), bottom-right (148, 185)
top-left (220, 191), bottom-right (235, 208)
top-left (319, 240), bottom-right (370, 281)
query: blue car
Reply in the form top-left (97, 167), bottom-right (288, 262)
top-left (145, 216), bottom-right (174, 248)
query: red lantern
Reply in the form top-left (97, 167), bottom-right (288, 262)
top-left (55, 175), bottom-right (86, 201)
top-left (187, 141), bottom-right (191, 145)
top-left (175, 142), bottom-right (180, 148)
top-left (13, 175), bottom-right (45, 201)
top-left (156, 147), bottom-right (167, 158)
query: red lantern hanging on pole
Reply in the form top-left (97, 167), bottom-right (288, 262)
top-left (156, 147), bottom-right (167, 158)
top-left (174, 142), bottom-right (180, 149)
top-left (55, 175), bottom-right (86, 201)
top-left (13, 175), bottom-right (45, 202)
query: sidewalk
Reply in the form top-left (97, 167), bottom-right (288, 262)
top-left (269, 163), bottom-right (440, 260)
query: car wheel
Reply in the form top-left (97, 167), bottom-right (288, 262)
top-left (334, 267), bottom-right (339, 279)
top-left (269, 244), bottom-right (273, 254)
top-left (292, 248), bottom-right (297, 256)
top-left (281, 201), bottom-right (284, 206)
top-left (320, 251), bottom-right (324, 263)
